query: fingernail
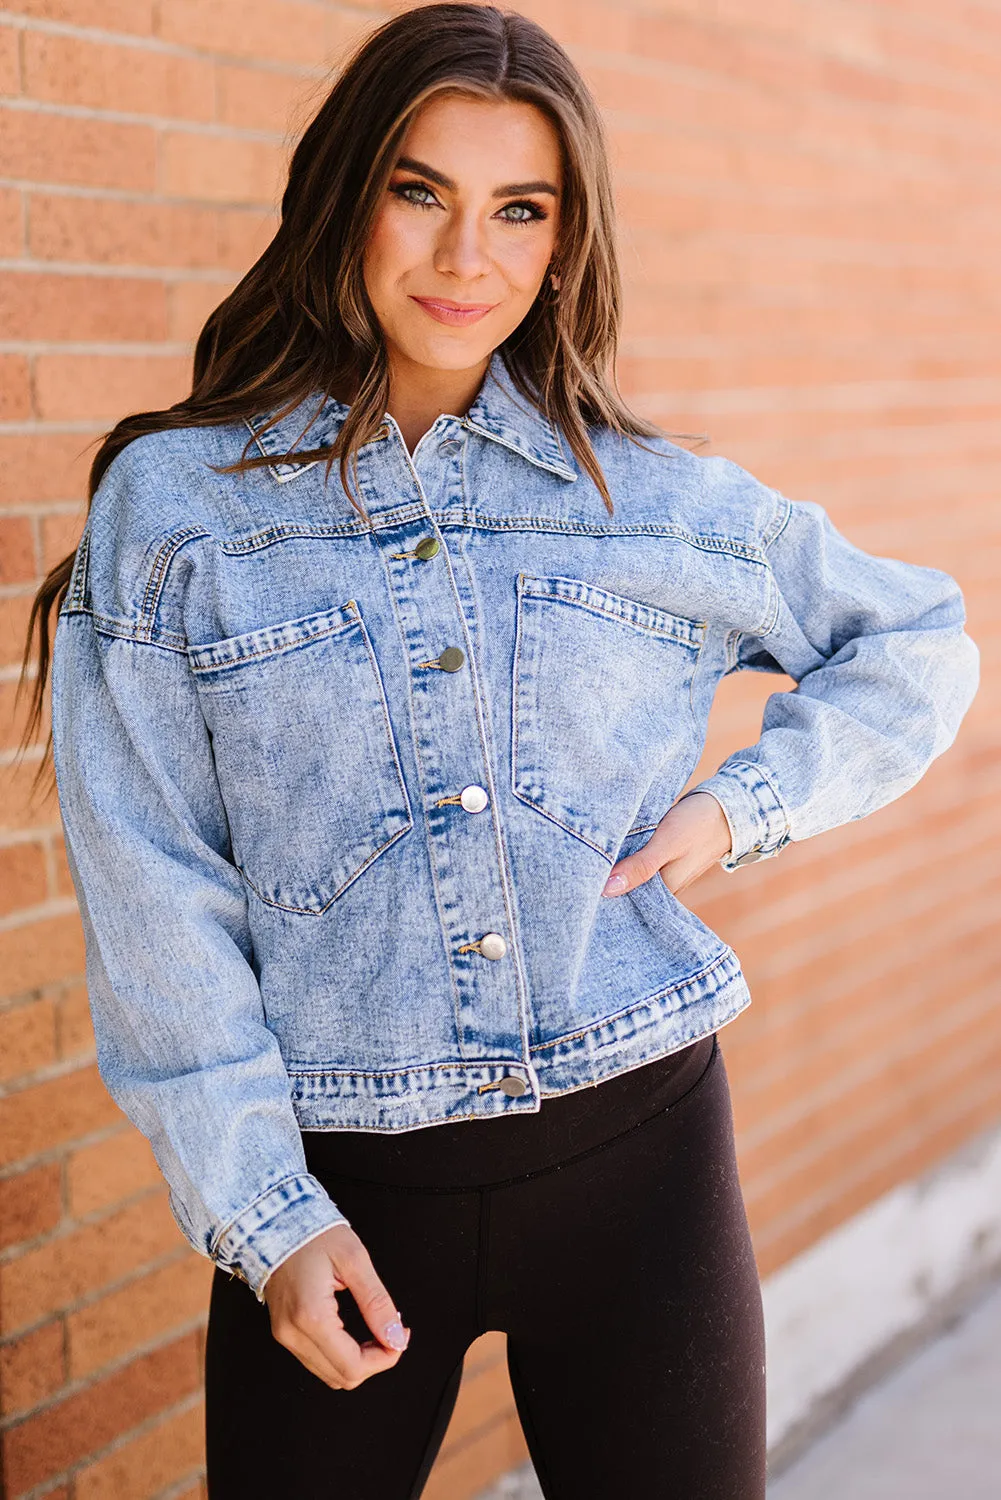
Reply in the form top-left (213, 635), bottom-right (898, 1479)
top-left (603, 873), bottom-right (627, 896)
top-left (383, 1320), bottom-right (408, 1350)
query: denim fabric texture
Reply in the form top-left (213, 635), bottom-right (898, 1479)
top-left (51, 350), bottom-right (981, 1300)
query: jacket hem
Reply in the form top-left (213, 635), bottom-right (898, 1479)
top-left (288, 951), bottom-right (752, 1133)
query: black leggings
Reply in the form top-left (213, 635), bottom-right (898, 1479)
top-left (204, 1031), bottom-right (766, 1498)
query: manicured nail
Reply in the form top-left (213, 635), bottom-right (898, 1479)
top-left (383, 1320), bottom-right (408, 1350)
top-left (603, 873), bottom-right (627, 896)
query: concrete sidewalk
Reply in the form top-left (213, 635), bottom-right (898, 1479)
top-left (474, 1279), bottom-right (1001, 1499)
top-left (768, 1277), bottom-right (1001, 1498)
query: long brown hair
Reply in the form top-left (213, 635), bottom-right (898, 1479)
top-left (16, 1), bottom-right (704, 793)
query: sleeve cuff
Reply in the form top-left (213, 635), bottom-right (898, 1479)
top-left (684, 759), bottom-right (793, 872)
top-left (211, 1171), bottom-right (352, 1303)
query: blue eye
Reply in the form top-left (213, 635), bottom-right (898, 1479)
top-left (392, 182), bottom-right (439, 210)
top-left (390, 181), bottom-right (547, 227)
top-left (500, 201), bottom-right (547, 226)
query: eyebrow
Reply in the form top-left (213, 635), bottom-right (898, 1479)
top-left (394, 155), bottom-right (559, 198)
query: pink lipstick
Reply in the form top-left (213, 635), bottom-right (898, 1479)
top-left (410, 296), bottom-right (496, 327)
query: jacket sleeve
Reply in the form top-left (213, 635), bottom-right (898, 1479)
top-left (51, 596), bottom-right (351, 1303)
top-left (685, 468), bottom-right (981, 872)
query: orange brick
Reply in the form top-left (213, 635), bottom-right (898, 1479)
top-left (167, 277), bottom-right (233, 342)
top-left (0, 434), bottom-right (92, 512)
top-left (1, 675), bottom-right (51, 753)
top-left (67, 1127), bottom-right (160, 1218)
top-left (22, 31), bottom-right (216, 122)
top-left (68, 1252), bottom-right (212, 1378)
top-left (0, 755), bottom-right (63, 836)
top-left (0, 840), bottom-right (48, 919)
top-left (74, 1395), bottom-right (205, 1500)
top-left (0, 517), bottom-right (38, 585)
top-left (0, 185), bottom-right (22, 255)
top-left (159, 129), bottom-right (285, 206)
top-left (217, 202), bottom-right (278, 268)
top-left (55, 982), bottom-right (96, 1062)
top-left (157, 0), bottom-right (335, 67)
top-left (0, 995), bottom-right (57, 1082)
top-left (29, 192), bottom-right (237, 271)
top-left (437, 1354), bottom-right (515, 1450)
top-left (39, 508), bottom-right (86, 572)
top-left (0, 1064), bottom-right (121, 1174)
top-left (5, 0), bottom-right (154, 30)
top-left (0, 1161), bottom-right (63, 1251)
top-left (0, 106), bottom-right (156, 191)
top-left (0, 1189), bottom-right (180, 1332)
top-left (215, 59), bottom-right (319, 133)
top-left (0, 592), bottom-right (36, 671)
top-left (0, 1319), bottom-right (66, 1420)
top-left (0, 909), bottom-right (85, 1000)
top-left (33, 352), bottom-right (191, 423)
top-left (2, 1329), bottom-right (200, 1494)
top-left (0, 269), bottom-right (167, 343)
top-left (0, 24), bottom-right (20, 94)
top-left (0, 355), bottom-right (32, 422)
top-left (425, 1410), bottom-right (530, 1500)
top-left (51, 838), bottom-right (78, 903)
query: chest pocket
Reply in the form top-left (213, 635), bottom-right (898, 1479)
top-left (188, 599), bottom-right (412, 915)
top-left (512, 574), bottom-right (706, 861)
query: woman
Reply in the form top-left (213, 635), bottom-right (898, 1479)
top-left (21, 5), bottom-right (979, 1497)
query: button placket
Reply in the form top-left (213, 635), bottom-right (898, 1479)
top-left (379, 482), bottom-right (525, 1071)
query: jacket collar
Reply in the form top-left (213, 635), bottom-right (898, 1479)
top-left (245, 348), bottom-right (577, 484)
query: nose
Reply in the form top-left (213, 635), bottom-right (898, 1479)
top-left (433, 209), bottom-right (491, 283)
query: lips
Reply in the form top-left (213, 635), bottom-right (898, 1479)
top-left (410, 296), bottom-right (496, 327)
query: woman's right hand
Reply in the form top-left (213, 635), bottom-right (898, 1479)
top-left (262, 1222), bottom-right (411, 1390)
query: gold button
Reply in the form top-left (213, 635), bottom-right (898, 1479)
top-left (498, 1076), bottom-right (527, 1097)
top-left (437, 647), bottom-right (465, 672)
top-left (459, 785), bottom-right (488, 813)
top-left (414, 537), bottom-right (440, 561)
top-left (479, 932), bottom-right (507, 960)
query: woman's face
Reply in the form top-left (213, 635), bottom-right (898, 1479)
top-left (363, 93), bottom-right (563, 377)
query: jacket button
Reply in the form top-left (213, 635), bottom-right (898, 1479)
top-left (498, 1076), bottom-right (527, 1097)
top-left (479, 932), bottom-right (507, 960)
top-left (438, 438), bottom-right (462, 456)
top-left (414, 537), bottom-right (440, 560)
top-left (460, 784), bottom-right (488, 813)
top-left (731, 846), bottom-right (767, 866)
top-left (437, 647), bottom-right (465, 672)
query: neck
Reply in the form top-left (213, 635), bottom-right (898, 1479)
top-left (385, 350), bottom-right (492, 455)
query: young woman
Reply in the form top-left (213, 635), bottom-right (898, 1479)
top-left (22, 5), bottom-right (979, 1497)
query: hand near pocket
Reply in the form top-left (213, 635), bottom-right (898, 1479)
top-left (601, 792), bottom-right (733, 900)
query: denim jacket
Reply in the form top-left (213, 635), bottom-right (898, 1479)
top-left (51, 350), bottom-right (980, 1300)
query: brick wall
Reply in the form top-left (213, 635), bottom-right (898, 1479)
top-left (1, 2), bottom-right (997, 1496)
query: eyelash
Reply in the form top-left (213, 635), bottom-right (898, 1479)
top-left (390, 180), bottom-right (548, 227)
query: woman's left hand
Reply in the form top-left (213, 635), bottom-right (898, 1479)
top-left (601, 791), bottom-right (733, 900)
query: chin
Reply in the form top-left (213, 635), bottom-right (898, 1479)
top-left (397, 328), bottom-right (498, 372)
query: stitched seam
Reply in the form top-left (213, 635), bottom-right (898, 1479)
top-left (235, 818), bottom-right (412, 915)
top-left (520, 579), bottom-right (706, 644)
top-left (532, 946), bottom-right (736, 1051)
top-left (139, 525), bottom-right (208, 640)
top-left (90, 616), bottom-right (188, 653)
top-left (189, 615), bottom-right (358, 671)
top-left (209, 1171), bottom-right (315, 1258)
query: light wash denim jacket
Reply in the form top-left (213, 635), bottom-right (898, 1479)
top-left (51, 350), bottom-right (980, 1300)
